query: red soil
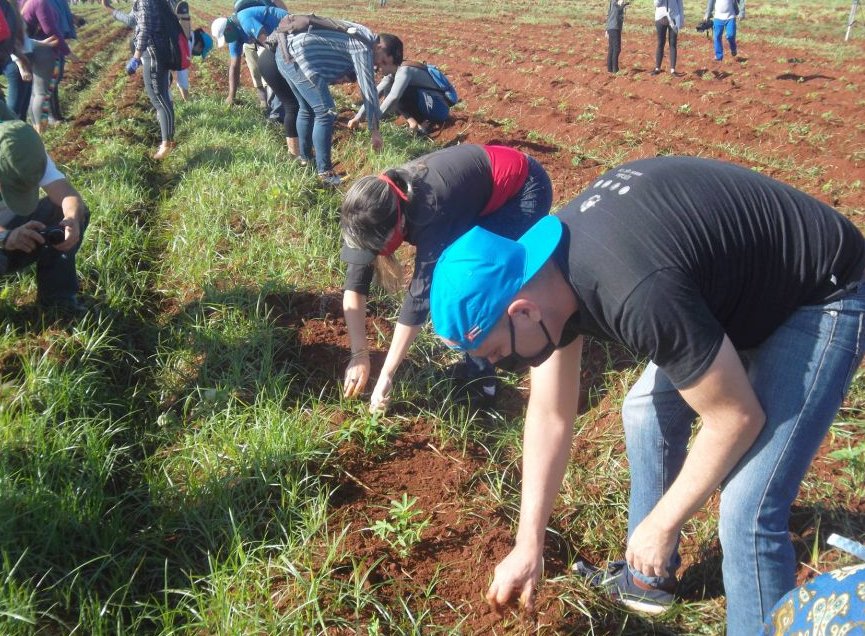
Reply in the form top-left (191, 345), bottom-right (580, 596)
top-left (50, 7), bottom-right (865, 630)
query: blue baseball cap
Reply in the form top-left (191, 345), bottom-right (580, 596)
top-left (431, 215), bottom-right (563, 350)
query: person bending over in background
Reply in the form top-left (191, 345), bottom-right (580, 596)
top-left (605, 0), bottom-right (628, 73)
top-left (340, 144), bottom-right (552, 412)
top-left (347, 60), bottom-right (452, 135)
top-left (273, 20), bottom-right (402, 186)
top-left (211, 0), bottom-right (303, 158)
top-left (222, 0), bottom-right (287, 111)
top-left (705, 0), bottom-right (744, 61)
top-left (429, 156), bottom-right (865, 636)
top-left (652, 0), bottom-right (683, 75)
top-left (0, 104), bottom-right (89, 314)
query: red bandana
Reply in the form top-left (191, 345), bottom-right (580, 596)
top-left (378, 173), bottom-right (408, 257)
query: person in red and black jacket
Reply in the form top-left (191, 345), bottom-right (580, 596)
top-left (339, 143), bottom-right (553, 412)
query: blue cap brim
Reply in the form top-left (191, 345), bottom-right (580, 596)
top-left (517, 215), bottom-right (563, 288)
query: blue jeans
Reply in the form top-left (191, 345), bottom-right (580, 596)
top-left (0, 197), bottom-right (89, 304)
top-left (622, 283), bottom-right (865, 635)
top-left (713, 18), bottom-right (737, 60)
top-left (276, 56), bottom-right (336, 173)
top-left (3, 58), bottom-right (33, 120)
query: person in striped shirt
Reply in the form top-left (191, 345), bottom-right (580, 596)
top-left (274, 23), bottom-right (402, 186)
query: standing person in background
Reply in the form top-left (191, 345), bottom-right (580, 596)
top-left (2, 0), bottom-right (34, 120)
top-left (47, 0), bottom-right (83, 122)
top-left (21, 0), bottom-right (76, 134)
top-left (125, 0), bottom-right (176, 159)
top-left (652, 0), bottom-right (683, 75)
top-left (340, 144), bottom-right (553, 411)
top-left (346, 60), bottom-right (452, 136)
top-left (102, 0), bottom-right (213, 104)
top-left (211, 1), bottom-right (303, 158)
top-left (273, 21), bottom-right (402, 186)
top-left (605, 0), bottom-right (628, 74)
top-left (705, 0), bottom-right (744, 61)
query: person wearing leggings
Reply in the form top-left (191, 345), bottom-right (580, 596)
top-left (211, 4), bottom-right (300, 157)
top-left (129, 0), bottom-right (175, 159)
top-left (47, 0), bottom-right (81, 122)
top-left (2, 0), bottom-right (34, 120)
top-left (652, 0), bottom-right (683, 75)
top-left (21, 0), bottom-right (72, 133)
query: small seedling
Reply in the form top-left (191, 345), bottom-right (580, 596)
top-left (370, 493), bottom-right (431, 558)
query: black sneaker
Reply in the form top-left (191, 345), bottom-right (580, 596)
top-left (573, 560), bottom-right (675, 615)
top-left (442, 360), bottom-right (498, 409)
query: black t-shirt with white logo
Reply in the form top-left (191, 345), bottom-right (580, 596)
top-left (553, 156), bottom-right (865, 387)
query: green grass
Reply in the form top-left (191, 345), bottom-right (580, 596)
top-left (0, 0), bottom-right (863, 633)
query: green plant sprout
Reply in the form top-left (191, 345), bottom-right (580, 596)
top-left (370, 494), bottom-right (432, 558)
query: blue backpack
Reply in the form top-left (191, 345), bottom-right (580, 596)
top-left (407, 61), bottom-right (458, 106)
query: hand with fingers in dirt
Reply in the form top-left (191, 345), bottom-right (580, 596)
top-left (486, 546), bottom-right (545, 616)
top-left (4, 221), bottom-right (49, 254)
top-left (369, 372), bottom-right (393, 413)
top-left (343, 351), bottom-right (371, 399)
top-left (346, 116), bottom-right (361, 131)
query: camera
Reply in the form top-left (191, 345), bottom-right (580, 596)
top-left (695, 18), bottom-right (713, 32)
top-left (39, 226), bottom-right (66, 245)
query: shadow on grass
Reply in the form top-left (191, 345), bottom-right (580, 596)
top-left (0, 283), bottom-right (372, 630)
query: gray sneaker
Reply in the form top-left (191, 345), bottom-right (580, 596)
top-left (573, 560), bottom-right (675, 615)
top-left (318, 171), bottom-right (341, 187)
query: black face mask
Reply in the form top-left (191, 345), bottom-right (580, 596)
top-left (495, 316), bottom-right (557, 373)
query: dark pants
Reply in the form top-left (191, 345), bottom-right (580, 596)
top-left (3, 58), bottom-right (33, 120)
top-left (141, 48), bottom-right (174, 142)
top-left (607, 29), bottom-right (622, 73)
top-left (398, 87), bottom-right (450, 123)
top-left (0, 198), bottom-right (89, 304)
top-left (256, 46), bottom-right (299, 139)
top-left (655, 18), bottom-right (678, 70)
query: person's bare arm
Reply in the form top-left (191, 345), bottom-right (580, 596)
top-left (369, 321), bottom-right (422, 411)
top-left (42, 178), bottom-right (86, 252)
top-left (343, 289), bottom-right (372, 397)
top-left (227, 55), bottom-right (241, 104)
top-left (486, 336), bottom-right (584, 613)
top-left (625, 335), bottom-right (765, 578)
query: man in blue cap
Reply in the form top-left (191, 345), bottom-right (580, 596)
top-left (0, 106), bottom-right (89, 313)
top-left (429, 156), bottom-right (865, 635)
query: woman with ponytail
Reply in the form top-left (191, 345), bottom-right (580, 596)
top-left (340, 144), bottom-right (553, 412)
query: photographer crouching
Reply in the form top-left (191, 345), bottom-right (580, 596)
top-left (0, 105), bottom-right (90, 316)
